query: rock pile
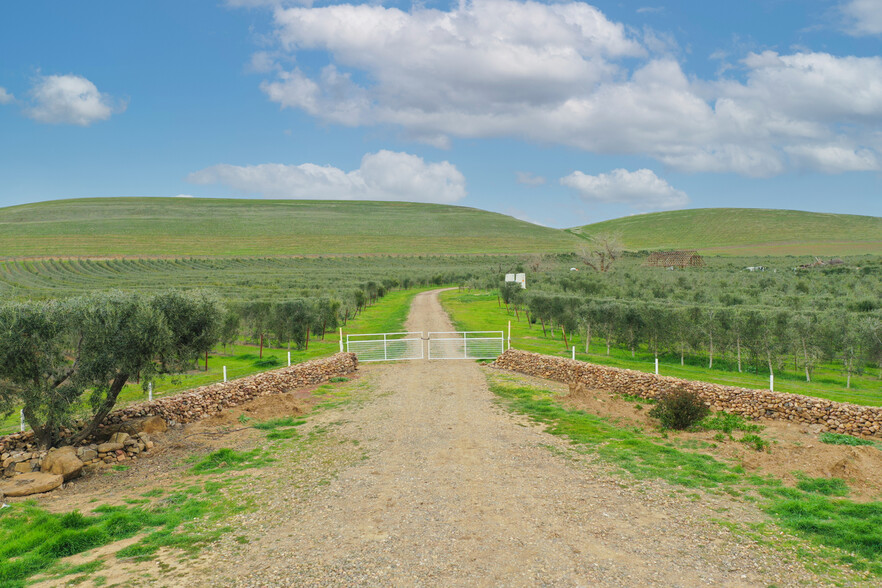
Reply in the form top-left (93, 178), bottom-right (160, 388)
top-left (492, 349), bottom-right (882, 439)
top-left (0, 352), bottom-right (358, 495)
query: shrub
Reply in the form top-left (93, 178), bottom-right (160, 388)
top-left (648, 390), bottom-right (710, 430)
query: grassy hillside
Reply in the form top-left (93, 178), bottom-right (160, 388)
top-left (570, 209), bottom-right (882, 256)
top-left (0, 198), bottom-right (579, 258)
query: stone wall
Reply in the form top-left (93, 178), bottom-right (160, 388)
top-left (491, 349), bottom-right (882, 438)
top-left (1, 352), bottom-right (358, 475)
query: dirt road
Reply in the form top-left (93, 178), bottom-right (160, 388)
top-left (197, 289), bottom-right (816, 587)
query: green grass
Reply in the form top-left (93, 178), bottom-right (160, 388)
top-left (487, 372), bottom-right (882, 579)
top-left (0, 480), bottom-right (244, 587)
top-left (441, 289), bottom-right (882, 406)
top-left (820, 432), bottom-right (877, 447)
top-left (252, 416), bottom-right (307, 440)
top-left (0, 197), bottom-right (578, 258)
top-left (569, 208), bottom-right (882, 256)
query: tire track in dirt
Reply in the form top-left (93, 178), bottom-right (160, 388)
top-left (197, 289), bottom-right (818, 587)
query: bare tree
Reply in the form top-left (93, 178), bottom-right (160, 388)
top-left (576, 232), bottom-right (623, 272)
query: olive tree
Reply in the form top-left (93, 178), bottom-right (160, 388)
top-left (0, 290), bottom-right (223, 448)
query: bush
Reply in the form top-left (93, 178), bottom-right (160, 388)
top-left (649, 389), bottom-right (710, 430)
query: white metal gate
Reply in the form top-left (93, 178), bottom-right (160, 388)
top-left (346, 332), bottom-right (424, 362)
top-left (428, 331), bottom-right (505, 360)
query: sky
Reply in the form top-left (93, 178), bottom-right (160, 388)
top-left (0, 0), bottom-right (880, 228)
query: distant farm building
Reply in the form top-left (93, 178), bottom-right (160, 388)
top-left (646, 250), bottom-right (705, 268)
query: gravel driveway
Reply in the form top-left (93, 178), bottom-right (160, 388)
top-left (188, 289), bottom-right (819, 587)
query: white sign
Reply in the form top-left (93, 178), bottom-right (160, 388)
top-left (505, 273), bottom-right (526, 289)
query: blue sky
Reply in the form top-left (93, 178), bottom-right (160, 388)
top-left (0, 0), bottom-right (880, 228)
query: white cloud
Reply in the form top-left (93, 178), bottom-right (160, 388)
top-left (515, 171), bottom-right (546, 186)
top-left (252, 0), bottom-right (882, 176)
top-left (25, 74), bottom-right (124, 126)
top-left (187, 150), bottom-right (466, 203)
top-left (0, 87), bottom-right (13, 105)
top-left (841, 0), bottom-right (882, 36)
top-left (560, 168), bottom-right (688, 210)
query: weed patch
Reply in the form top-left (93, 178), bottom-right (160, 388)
top-left (700, 412), bottom-right (763, 434)
top-left (819, 432), bottom-right (876, 447)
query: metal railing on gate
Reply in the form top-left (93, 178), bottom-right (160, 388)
top-left (428, 331), bottom-right (504, 360)
top-left (346, 332), bottom-right (423, 362)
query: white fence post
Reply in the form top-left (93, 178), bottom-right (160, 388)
top-left (770, 373), bottom-right (774, 392)
top-left (572, 346), bottom-right (575, 360)
top-left (287, 351), bottom-right (291, 367)
top-left (507, 321), bottom-right (511, 350)
top-left (223, 366), bottom-right (227, 382)
top-left (148, 382), bottom-right (153, 402)
top-left (339, 328), bottom-right (344, 353)
top-left (655, 358), bottom-right (659, 375)
top-left (20, 409), bottom-right (25, 432)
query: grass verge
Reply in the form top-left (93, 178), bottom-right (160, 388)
top-left (485, 370), bottom-right (882, 580)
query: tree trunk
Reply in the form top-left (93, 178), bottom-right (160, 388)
top-left (585, 324), bottom-right (591, 353)
top-left (514, 306), bottom-right (519, 321)
top-left (680, 343), bottom-right (685, 366)
top-left (708, 333), bottom-right (714, 369)
top-left (24, 406), bottom-right (53, 449)
top-left (561, 326), bottom-right (569, 350)
top-left (802, 338), bottom-right (811, 382)
top-left (205, 350), bottom-right (209, 371)
top-left (540, 318), bottom-right (547, 337)
top-left (736, 336), bottom-right (742, 373)
top-left (259, 333), bottom-right (264, 359)
top-left (767, 349), bottom-right (774, 377)
top-left (69, 373), bottom-right (129, 446)
top-left (305, 326), bottom-right (310, 351)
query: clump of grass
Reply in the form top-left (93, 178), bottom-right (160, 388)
top-left (794, 474), bottom-right (849, 497)
top-left (252, 416), bottom-right (306, 440)
top-left (820, 432), bottom-right (875, 447)
top-left (739, 434), bottom-right (770, 452)
top-left (252, 356), bottom-right (281, 368)
top-left (328, 377), bottom-right (348, 383)
top-left (237, 414), bottom-right (252, 424)
top-left (648, 390), bottom-right (710, 430)
top-left (700, 412), bottom-right (763, 434)
top-left (189, 448), bottom-right (268, 474)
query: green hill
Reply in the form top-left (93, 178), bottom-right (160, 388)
top-left (0, 198), bottom-right (579, 258)
top-left (569, 209), bottom-right (882, 256)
